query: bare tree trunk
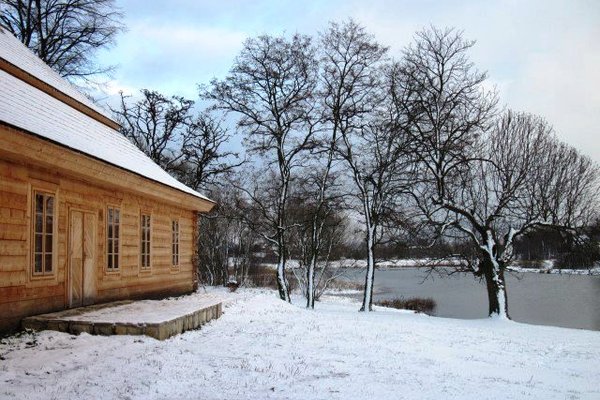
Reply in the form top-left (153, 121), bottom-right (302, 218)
top-left (481, 256), bottom-right (509, 319)
top-left (306, 254), bottom-right (316, 309)
top-left (276, 249), bottom-right (290, 302)
top-left (360, 224), bottom-right (376, 312)
top-left (276, 177), bottom-right (291, 302)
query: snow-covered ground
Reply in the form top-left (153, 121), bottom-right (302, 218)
top-left (1, 289), bottom-right (599, 400)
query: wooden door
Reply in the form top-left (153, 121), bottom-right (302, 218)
top-left (69, 210), bottom-right (97, 307)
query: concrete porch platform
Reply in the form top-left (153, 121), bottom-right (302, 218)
top-left (22, 295), bottom-right (223, 340)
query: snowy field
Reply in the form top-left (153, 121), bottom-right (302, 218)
top-left (1, 289), bottom-right (599, 400)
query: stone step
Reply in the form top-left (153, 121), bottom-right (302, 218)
top-left (22, 300), bottom-right (223, 340)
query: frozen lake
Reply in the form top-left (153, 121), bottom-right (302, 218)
top-left (339, 268), bottom-right (600, 331)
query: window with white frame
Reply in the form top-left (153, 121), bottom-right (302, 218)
top-left (172, 219), bottom-right (179, 266)
top-left (33, 192), bottom-right (55, 276)
top-left (140, 214), bottom-right (151, 269)
top-left (107, 207), bottom-right (120, 270)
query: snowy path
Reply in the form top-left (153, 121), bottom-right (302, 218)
top-left (1, 289), bottom-right (599, 399)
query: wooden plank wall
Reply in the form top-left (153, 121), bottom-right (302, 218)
top-left (0, 158), bottom-right (196, 332)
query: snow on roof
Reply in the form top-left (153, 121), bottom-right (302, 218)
top-left (0, 28), bottom-right (115, 122)
top-left (0, 70), bottom-right (211, 203)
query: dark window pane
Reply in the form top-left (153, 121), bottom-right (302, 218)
top-left (35, 194), bottom-right (43, 213)
top-left (108, 224), bottom-right (113, 239)
top-left (108, 238), bottom-right (113, 255)
top-left (46, 196), bottom-right (54, 216)
top-left (115, 224), bottom-right (119, 239)
top-left (108, 253), bottom-right (113, 269)
top-left (108, 208), bottom-right (113, 224)
top-left (115, 210), bottom-right (120, 224)
top-left (45, 254), bottom-right (52, 272)
top-left (35, 234), bottom-right (43, 253)
top-left (114, 254), bottom-right (119, 269)
top-left (35, 213), bottom-right (43, 233)
top-left (35, 254), bottom-right (42, 273)
top-left (45, 215), bottom-right (53, 234)
top-left (114, 239), bottom-right (118, 254)
top-left (45, 235), bottom-right (52, 253)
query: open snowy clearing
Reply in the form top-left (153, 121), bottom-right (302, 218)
top-left (1, 289), bottom-right (599, 400)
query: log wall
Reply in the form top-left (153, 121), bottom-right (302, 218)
top-left (0, 134), bottom-right (199, 332)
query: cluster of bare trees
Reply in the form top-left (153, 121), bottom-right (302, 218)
top-left (8, 3), bottom-right (597, 319)
top-left (111, 89), bottom-right (241, 193)
top-left (114, 21), bottom-right (599, 318)
top-left (202, 21), bottom-right (598, 317)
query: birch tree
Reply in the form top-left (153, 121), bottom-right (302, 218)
top-left (204, 34), bottom-right (319, 301)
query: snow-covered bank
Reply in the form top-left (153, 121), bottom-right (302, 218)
top-left (261, 258), bottom-right (600, 275)
top-left (507, 265), bottom-right (600, 275)
top-left (1, 289), bottom-right (599, 399)
top-left (261, 257), bottom-right (464, 270)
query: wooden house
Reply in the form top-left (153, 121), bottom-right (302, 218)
top-left (0, 29), bottom-right (215, 333)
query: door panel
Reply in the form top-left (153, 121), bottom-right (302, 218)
top-left (70, 211), bottom-right (84, 308)
top-left (69, 210), bottom-right (96, 308)
top-left (82, 212), bottom-right (97, 305)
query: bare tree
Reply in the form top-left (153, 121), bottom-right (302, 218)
top-left (397, 27), bottom-right (599, 318)
top-left (0, 0), bottom-right (124, 82)
top-left (113, 88), bottom-right (244, 205)
top-left (320, 20), bottom-right (411, 312)
top-left (204, 33), bottom-right (319, 302)
top-left (179, 112), bottom-right (243, 193)
top-left (112, 89), bottom-right (193, 172)
top-left (198, 187), bottom-right (257, 287)
top-left (287, 163), bottom-right (345, 308)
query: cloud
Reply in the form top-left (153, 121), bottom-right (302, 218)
top-left (504, 30), bottom-right (600, 157)
top-left (96, 0), bottom-right (599, 161)
top-left (100, 21), bottom-right (248, 98)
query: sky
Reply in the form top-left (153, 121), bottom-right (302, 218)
top-left (96, 0), bottom-right (600, 162)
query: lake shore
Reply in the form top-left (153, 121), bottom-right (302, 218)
top-left (261, 258), bottom-right (600, 275)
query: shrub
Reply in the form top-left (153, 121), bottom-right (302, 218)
top-left (554, 240), bottom-right (600, 269)
top-left (375, 297), bottom-right (436, 314)
top-left (323, 279), bottom-right (363, 292)
top-left (246, 265), bottom-right (298, 292)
